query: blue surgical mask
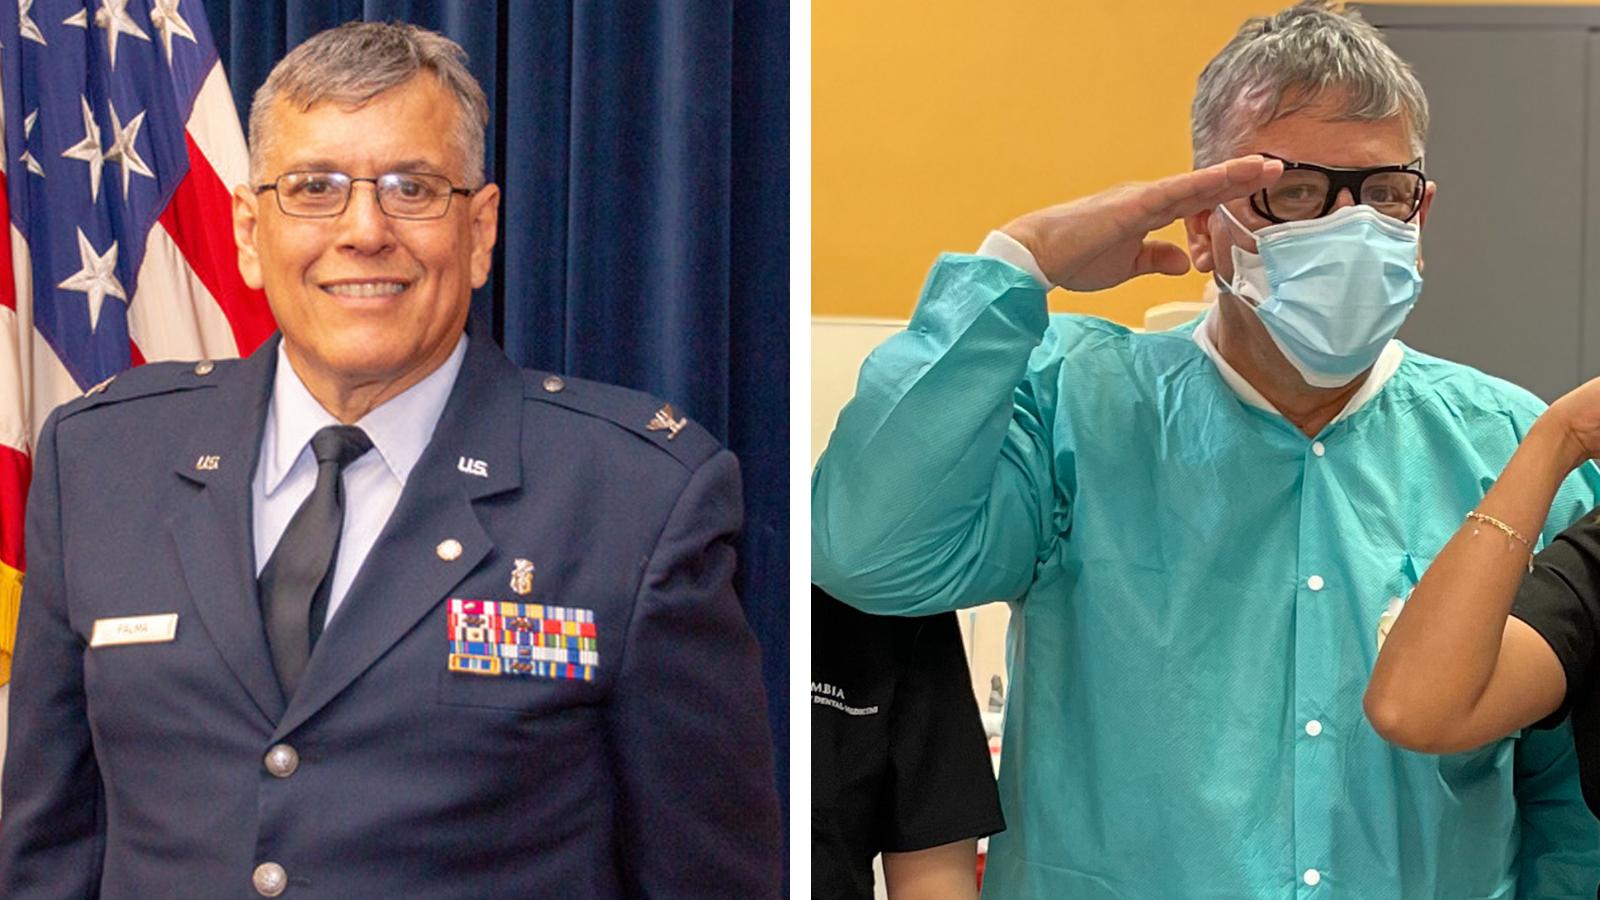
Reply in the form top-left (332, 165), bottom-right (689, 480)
top-left (1214, 203), bottom-right (1423, 388)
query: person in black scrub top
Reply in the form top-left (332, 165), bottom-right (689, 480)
top-left (1367, 375), bottom-right (1600, 841)
top-left (812, 586), bottom-right (1005, 900)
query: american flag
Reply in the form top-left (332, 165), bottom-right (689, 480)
top-left (0, 0), bottom-right (274, 694)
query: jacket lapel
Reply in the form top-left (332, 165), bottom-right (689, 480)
top-left (274, 332), bottom-right (524, 739)
top-left (170, 337), bottom-right (285, 726)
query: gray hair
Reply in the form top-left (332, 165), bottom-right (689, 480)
top-left (247, 21), bottom-right (490, 185)
top-left (1191, 1), bottom-right (1428, 167)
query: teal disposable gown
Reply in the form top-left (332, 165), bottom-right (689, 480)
top-left (812, 254), bottom-right (1600, 899)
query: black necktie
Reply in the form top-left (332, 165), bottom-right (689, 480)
top-left (259, 424), bottom-right (372, 699)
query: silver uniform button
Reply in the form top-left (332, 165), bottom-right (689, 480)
top-left (542, 375), bottom-right (565, 393)
top-left (193, 359), bottom-right (215, 376)
top-left (264, 743), bottom-right (299, 778)
top-left (253, 862), bottom-right (287, 896)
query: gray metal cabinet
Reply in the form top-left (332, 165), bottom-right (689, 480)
top-left (1355, 5), bottom-right (1600, 401)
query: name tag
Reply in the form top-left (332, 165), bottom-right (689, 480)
top-left (90, 613), bottom-right (178, 647)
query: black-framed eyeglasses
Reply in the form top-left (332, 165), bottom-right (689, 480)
top-left (254, 171), bottom-right (476, 220)
top-left (1250, 153), bottom-right (1427, 224)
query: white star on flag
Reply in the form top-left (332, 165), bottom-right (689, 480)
top-left (57, 228), bottom-right (126, 332)
top-left (18, 0), bottom-right (46, 45)
top-left (19, 109), bottom-right (43, 177)
top-left (92, 0), bottom-right (150, 69)
top-left (148, 0), bottom-right (197, 63)
top-left (63, 8), bottom-right (86, 27)
top-left (61, 96), bottom-right (106, 201)
top-left (105, 102), bottom-right (153, 199)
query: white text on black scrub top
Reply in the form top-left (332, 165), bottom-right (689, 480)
top-left (811, 682), bottom-right (879, 716)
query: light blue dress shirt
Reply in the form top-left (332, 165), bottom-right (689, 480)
top-left (252, 335), bottom-right (467, 625)
top-left (812, 254), bottom-right (1600, 899)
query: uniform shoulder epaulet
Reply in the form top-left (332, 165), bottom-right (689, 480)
top-left (522, 370), bottom-right (721, 469)
top-left (56, 358), bottom-right (229, 422)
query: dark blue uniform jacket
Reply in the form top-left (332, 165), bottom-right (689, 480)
top-left (0, 330), bottom-right (782, 898)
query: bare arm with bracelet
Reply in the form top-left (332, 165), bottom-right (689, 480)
top-left (1365, 380), bottom-right (1600, 753)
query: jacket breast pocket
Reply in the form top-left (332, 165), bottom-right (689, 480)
top-left (436, 663), bottom-right (604, 716)
top-left (432, 661), bottom-right (607, 765)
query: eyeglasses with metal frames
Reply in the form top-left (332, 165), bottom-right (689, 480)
top-left (254, 171), bottom-right (476, 220)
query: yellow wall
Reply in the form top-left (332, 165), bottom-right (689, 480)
top-left (813, 1), bottom-right (1600, 325)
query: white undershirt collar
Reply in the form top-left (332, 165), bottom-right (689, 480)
top-left (1191, 306), bottom-right (1403, 427)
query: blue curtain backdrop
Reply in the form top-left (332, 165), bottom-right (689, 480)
top-left (199, 0), bottom-right (790, 827)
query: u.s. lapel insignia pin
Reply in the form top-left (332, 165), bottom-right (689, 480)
top-left (510, 558), bottom-right (535, 596)
top-left (647, 403), bottom-right (686, 440)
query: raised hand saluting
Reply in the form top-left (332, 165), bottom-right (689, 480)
top-left (1000, 155), bottom-right (1283, 291)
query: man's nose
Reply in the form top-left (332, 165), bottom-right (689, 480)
top-left (336, 182), bottom-right (393, 250)
top-left (1328, 186), bottom-right (1360, 213)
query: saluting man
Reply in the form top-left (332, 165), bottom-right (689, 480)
top-left (814, 3), bottom-right (1600, 897)
top-left (0, 21), bottom-right (780, 898)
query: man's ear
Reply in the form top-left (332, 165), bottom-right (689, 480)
top-left (232, 185), bottom-right (264, 290)
top-left (1415, 180), bottom-right (1438, 274)
top-left (1183, 208), bottom-right (1215, 274)
top-left (467, 183), bottom-right (500, 290)
top-left (1416, 179), bottom-right (1437, 229)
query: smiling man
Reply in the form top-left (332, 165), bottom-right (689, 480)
top-left (813, 2), bottom-right (1600, 897)
top-left (0, 22), bottom-right (780, 899)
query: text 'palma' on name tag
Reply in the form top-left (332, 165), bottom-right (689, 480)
top-left (90, 613), bottom-right (179, 647)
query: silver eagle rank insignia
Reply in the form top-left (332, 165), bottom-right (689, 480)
top-left (647, 403), bottom-right (687, 440)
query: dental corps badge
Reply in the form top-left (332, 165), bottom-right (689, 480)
top-left (447, 589), bottom-right (600, 680)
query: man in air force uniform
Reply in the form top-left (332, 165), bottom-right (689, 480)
top-left (0, 21), bottom-right (781, 899)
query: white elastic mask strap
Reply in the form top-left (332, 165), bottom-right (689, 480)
top-left (1214, 202), bottom-right (1258, 253)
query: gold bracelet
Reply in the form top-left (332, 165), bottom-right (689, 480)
top-left (1465, 510), bottom-right (1534, 573)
